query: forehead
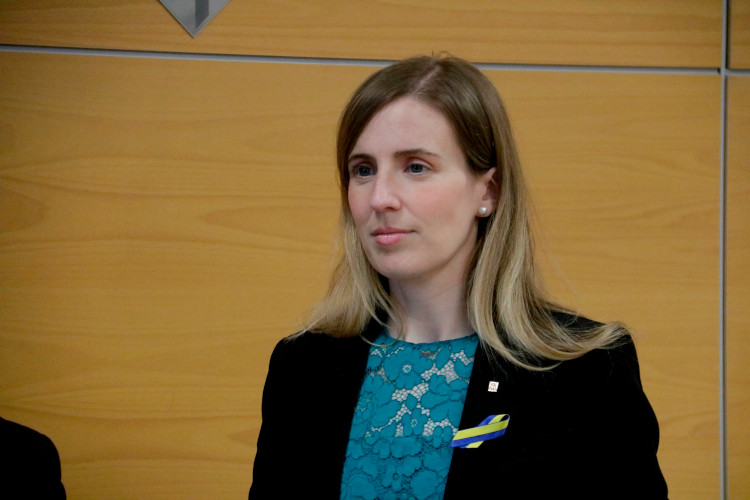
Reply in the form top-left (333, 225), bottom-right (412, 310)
top-left (351, 97), bottom-right (459, 155)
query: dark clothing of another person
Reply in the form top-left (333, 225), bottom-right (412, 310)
top-left (0, 417), bottom-right (66, 499)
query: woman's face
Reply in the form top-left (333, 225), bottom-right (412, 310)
top-left (347, 96), bottom-right (495, 288)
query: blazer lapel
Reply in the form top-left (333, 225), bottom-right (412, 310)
top-left (452, 344), bottom-right (512, 440)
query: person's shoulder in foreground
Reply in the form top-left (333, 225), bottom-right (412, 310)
top-left (0, 416), bottom-right (67, 499)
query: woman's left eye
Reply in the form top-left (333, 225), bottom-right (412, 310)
top-left (408, 163), bottom-right (427, 174)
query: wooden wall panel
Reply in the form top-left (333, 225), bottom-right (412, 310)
top-left (489, 71), bottom-right (721, 499)
top-left (731, 0), bottom-right (750, 68)
top-left (728, 76), bottom-right (750, 499)
top-left (0, 0), bottom-right (723, 68)
top-left (0, 52), bottom-right (720, 498)
top-left (0, 51), bottom-right (374, 499)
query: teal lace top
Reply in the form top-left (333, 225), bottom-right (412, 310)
top-left (340, 331), bottom-right (479, 500)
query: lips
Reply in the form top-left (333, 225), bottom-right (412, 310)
top-left (372, 227), bottom-right (411, 246)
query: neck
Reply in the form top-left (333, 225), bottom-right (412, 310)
top-left (388, 278), bottom-right (473, 343)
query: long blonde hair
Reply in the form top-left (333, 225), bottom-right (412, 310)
top-left (305, 55), bottom-right (626, 369)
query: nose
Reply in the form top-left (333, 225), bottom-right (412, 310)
top-left (370, 169), bottom-right (401, 212)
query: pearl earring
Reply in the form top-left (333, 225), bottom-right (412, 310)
top-left (478, 206), bottom-right (488, 216)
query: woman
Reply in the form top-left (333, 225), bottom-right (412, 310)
top-left (249, 55), bottom-right (667, 499)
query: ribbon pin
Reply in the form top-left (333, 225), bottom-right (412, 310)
top-left (450, 414), bottom-right (510, 449)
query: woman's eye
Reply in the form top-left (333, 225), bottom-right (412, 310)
top-left (408, 163), bottom-right (427, 174)
top-left (352, 165), bottom-right (374, 177)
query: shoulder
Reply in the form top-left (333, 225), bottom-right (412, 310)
top-left (0, 417), bottom-right (66, 498)
top-left (549, 309), bottom-right (602, 331)
top-left (550, 309), bottom-right (638, 366)
top-left (273, 319), bottom-right (381, 358)
top-left (265, 328), bottom-right (374, 382)
top-left (552, 312), bottom-right (642, 390)
top-left (0, 417), bottom-right (60, 460)
top-left (272, 330), bottom-right (368, 360)
top-left (500, 311), bottom-right (641, 391)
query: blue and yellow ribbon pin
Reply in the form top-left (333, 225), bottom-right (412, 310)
top-left (450, 414), bottom-right (510, 449)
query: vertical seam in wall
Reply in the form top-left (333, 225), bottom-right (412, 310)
top-left (719, 0), bottom-right (729, 498)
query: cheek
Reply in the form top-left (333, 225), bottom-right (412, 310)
top-left (417, 184), bottom-right (474, 217)
top-left (347, 188), bottom-right (367, 226)
top-left (415, 185), bottom-right (481, 238)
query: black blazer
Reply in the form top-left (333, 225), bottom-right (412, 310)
top-left (250, 315), bottom-right (668, 499)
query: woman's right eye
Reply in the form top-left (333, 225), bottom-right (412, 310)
top-left (351, 165), bottom-right (375, 177)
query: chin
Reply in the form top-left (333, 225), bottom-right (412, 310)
top-left (371, 264), bottom-right (425, 284)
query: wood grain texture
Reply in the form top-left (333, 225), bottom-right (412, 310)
top-left (727, 76), bottom-right (750, 499)
top-left (0, 0), bottom-right (723, 68)
top-left (730, 0), bottom-right (750, 68)
top-left (1, 52), bottom-right (721, 498)
top-left (0, 51), bottom-right (373, 499)
top-left (487, 70), bottom-right (721, 499)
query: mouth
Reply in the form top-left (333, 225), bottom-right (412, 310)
top-left (372, 227), bottom-right (411, 246)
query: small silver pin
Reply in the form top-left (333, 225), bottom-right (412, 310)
top-left (488, 381), bottom-right (499, 392)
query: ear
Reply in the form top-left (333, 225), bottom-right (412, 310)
top-left (478, 167), bottom-right (499, 216)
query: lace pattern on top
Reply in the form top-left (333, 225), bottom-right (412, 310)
top-left (340, 331), bottom-right (478, 500)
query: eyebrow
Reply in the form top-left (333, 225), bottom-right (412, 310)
top-left (347, 148), bottom-right (442, 164)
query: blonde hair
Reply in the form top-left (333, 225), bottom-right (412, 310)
top-left (305, 55), bottom-right (626, 369)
